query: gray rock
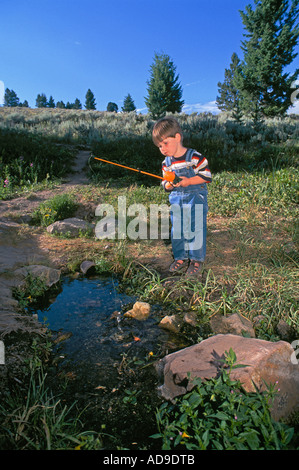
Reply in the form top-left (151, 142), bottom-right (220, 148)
top-left (47, 217), bottom-right (94, 237)
top-left (13, 264), bottom-right (61, 288)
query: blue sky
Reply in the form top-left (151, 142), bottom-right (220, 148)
top-left (1, 0), bottom-right (298, 113)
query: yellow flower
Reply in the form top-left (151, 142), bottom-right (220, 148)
top-left (148, 351), bottom-right (154, 356)
top-left (181, 432), bottom-right (190, 438)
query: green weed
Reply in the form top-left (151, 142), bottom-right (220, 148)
top-left (151, 348), bottom-right (296, 450)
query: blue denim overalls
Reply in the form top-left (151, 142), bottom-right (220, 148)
top-left (164, 149), bottom-right (208, 262)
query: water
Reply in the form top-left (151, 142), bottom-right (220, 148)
top-left (33, 275), bottom-right (170, 391)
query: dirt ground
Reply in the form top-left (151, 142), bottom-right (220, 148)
top-left (0, 149), bottom-right (257, 337)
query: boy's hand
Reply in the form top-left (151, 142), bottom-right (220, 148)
top-left (164, 181), bottom-right (174, 191)
top-left (175, 176), bottom-right (190, 187)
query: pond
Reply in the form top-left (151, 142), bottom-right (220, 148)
top-left (33, 275), bottom-right (176, 387)
top-left (29, 274), bottom-right (186, 447)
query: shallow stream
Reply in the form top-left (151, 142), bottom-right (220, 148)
top-left (28, 274), bottom-right (190, 447)
top-left (33, 275), bottom-right (175, 389)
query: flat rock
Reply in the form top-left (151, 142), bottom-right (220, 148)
top-left (156, 334), bottom-right (299, 421)
top-left (47, 217), bottom-right (94, 237)
top-left (13, 265), bottom-right (61, 288)
top-left (209, 312), bottom-right (255, 337)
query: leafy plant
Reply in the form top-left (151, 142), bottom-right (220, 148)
top-left (32, 193), bottom-right (78, 226)
top-left (12, 273), bottom-right (49, 309)
top-left (152, 348), bottom-right (296, 450)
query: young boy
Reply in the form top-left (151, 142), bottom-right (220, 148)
top-left (152, 117), bottom-right (212, 276)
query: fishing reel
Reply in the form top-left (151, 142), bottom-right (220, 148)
top-left (163, 171), bottom-right (179, 185)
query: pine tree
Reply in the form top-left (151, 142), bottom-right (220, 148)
top-left (122, 93), bottom-right (136, 112)
top-left (217, 53), bottom-right (243, 121)
top-left (56, 101), bottom-right (66, 109)
top-left (106, 102), bottom-right (118, 112)
top-left (47, 95), bottom-right (55, 108)
top-left (36, 93), bottom-right (48, 108)
top-left (85, 89), bottom-right (96, 110)
top-left (73, 98), bottom-right (82, 109)
top-left (145, 52), bottom-right (184, 119)
top-left (4, 88), bottom-right (20, 107)
top-left (238, 0), bottom-right (299, 117)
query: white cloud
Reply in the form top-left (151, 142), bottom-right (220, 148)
top-left (0, 80), bottom-right (4, 106)
top-left (182, 100), bottom-right (220, 115)
top-left (287, 99), bottom-right (299, 114)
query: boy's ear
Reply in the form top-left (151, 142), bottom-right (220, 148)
top-left (175, 133), bottom-right (182, 142)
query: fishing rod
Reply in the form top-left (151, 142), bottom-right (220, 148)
top-left (91, 154), bottom-right (175, 182)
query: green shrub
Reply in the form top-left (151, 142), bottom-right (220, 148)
top-left (152, 348), bottom-right (296, 450)
top-left (32, 193), bottom-right (78, 226)
top-left (0, 128), bottom-right (74, 190)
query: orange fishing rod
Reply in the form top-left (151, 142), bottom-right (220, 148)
top-left (92, 155), bottom-right (175, 182)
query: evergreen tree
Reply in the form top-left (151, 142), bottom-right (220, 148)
top-left (217, 53), bottom-right (243, 121)
top-left (47, 95), bottom-right (55, 108)
top-left (85, 89), bottom-right (96, 110)
top-left (4, 88), bottom-right (20, 107)
top-left (36, 93), bottom-right (48, 108)
top-left (107, 102), bottom-right (118, 112)
top-left (122, 93), bottom-right (136, 112)
top-left (73, 98), bottom-right (82, 109)
top-left (145, 52), bottom-right (184, 119)
top-left (238, 0), bottom-right (299, 117)
top-left (56, 101), bottom-right (66, 109)
top-left (21, 100), bottom-right (29, 107)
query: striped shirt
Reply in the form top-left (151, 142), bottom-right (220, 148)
top-left (162, 149), bottom-right (212, 190)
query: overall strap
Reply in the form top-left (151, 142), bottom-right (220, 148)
top-left (165, 156), bottom-right (172, 168)
top-left (185, 148), bottom-right (194, 162)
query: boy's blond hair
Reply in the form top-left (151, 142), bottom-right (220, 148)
top-left (152, 117), bottom-right (183, 146)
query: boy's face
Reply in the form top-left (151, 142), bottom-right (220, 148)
top-left (157, 133), bottom-right (182, 158)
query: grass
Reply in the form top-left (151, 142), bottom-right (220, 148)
top-left (0, 108), bottom-right (298, 449)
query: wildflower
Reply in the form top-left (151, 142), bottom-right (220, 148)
top-left (30, 162), bottom-right (33, 167)
top-left (148, 351), bottom-right (154, 356)
top-left (3, 179), bottom-right (9, 187)
top-left (181, 432), bottom-right (190, 438)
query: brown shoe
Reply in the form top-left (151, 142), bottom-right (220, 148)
top-left (186, 260), bottom-right (202, 276)
top-left (169, 259), bottom-right (189, 273)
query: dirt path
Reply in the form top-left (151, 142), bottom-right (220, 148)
top-left (0, 150), bottom-right (92, 336)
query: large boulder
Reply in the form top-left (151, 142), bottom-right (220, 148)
top-left (156, 334), bottom-right (299, 421)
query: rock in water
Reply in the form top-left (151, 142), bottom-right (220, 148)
top-left (124, 301), bottom-right (151, 321)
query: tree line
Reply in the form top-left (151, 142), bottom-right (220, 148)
top-left (2, 0), bottom-right (299, 120)
top-left (4, 88), bottom-right (137, 113)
